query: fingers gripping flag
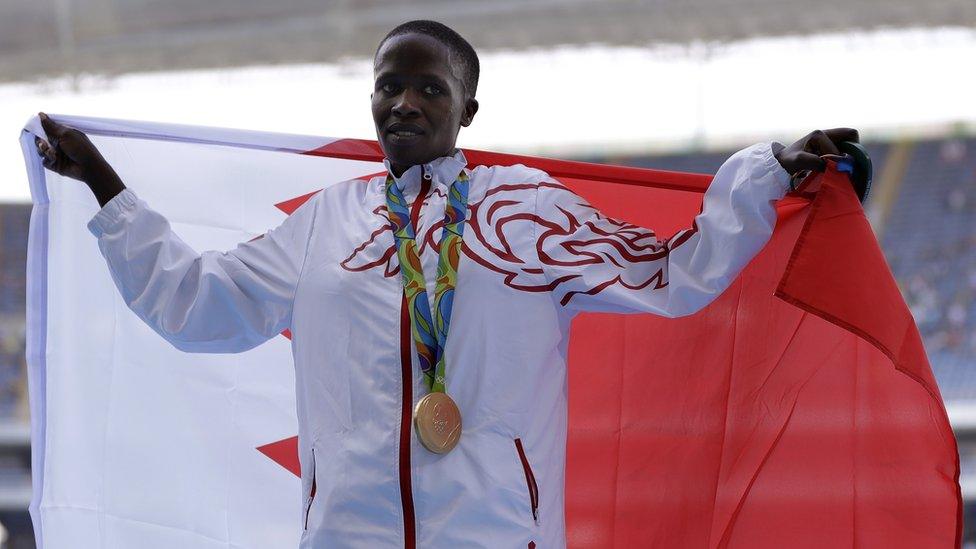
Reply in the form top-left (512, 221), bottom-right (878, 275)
top-left (22, 115), bottom-right (960, 548)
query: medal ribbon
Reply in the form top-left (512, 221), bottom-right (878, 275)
top-left (385, 168), bottom-right (469, 393)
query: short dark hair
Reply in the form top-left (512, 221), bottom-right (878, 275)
top-left (377, 20), bottom-right (480, 98)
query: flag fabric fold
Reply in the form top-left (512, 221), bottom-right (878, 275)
top-left (22, 115), bottom-right (960, 548)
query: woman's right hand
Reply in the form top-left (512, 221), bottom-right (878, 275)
top-left (35, 112), bottom-right (107, 182)
top-left (35, 113), bottom-right (126, 206)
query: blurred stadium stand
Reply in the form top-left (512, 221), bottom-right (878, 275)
top-left (0, 0), bottom-right (974, 83)
top-left (0, 204), bottom-right (31, 548)
top-left (883, 139), bottom-right (976, 400)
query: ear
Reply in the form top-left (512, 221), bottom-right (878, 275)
top-left (460, 98), bottom-right (479, 127)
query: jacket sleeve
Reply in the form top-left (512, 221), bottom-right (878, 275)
top-left (87, 188), bottom-right (320, 352)
top-left (534, 142), bottom-right (790, 317)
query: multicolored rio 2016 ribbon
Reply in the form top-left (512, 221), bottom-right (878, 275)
top-left (385, 167), bottom-right (470, 454)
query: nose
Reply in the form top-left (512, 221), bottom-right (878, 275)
top-left (392, 88), bottom-right (421, 118)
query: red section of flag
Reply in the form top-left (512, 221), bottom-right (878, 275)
top-left (561, 165), bottom-right (959, 548)
top-left (302, 138), bottom-right (712, 194)
top-left (301, 137), bottom-right (384, 163)
top-left (274, 173), bottom-right (385, 217)
top-left (257, 436), bottom-right (301, 477)
top-left (275, 191), bottom-right (320, 216)
top-left (261, 151), bottom-right (959, 547)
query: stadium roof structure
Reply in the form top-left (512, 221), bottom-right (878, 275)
top-left (1, 0), bottom-right (975, 83)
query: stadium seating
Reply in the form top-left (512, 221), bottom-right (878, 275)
top-left (881, 138), bottom-right (976, 400)
top-left (0, 206), bottom-right (28, 421)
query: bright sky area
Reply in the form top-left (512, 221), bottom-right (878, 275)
top-left (2, 26), bottom-right (974, 202)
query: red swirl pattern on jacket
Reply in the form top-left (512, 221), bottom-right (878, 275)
top-left (340, 181), bottom-right (697, 307)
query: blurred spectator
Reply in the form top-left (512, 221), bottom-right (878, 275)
top-left (941, 139), bottom-right (967, 163)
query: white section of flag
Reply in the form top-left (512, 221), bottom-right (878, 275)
top-left (23, 115), bottom-right (384, 548)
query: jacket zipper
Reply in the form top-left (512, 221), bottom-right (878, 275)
top-left (304, 448), bottom-right (317, 530)
top-left (397, 170), bottom-right (431, 548)
top-left (514, 437), bottom-right (540, 525)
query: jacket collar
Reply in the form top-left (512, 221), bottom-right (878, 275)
top-left (383, 149), bottom-right (468, 193)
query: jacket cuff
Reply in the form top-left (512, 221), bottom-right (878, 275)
top-left (87, 188), bottom-right (139, 238)
top-left (758, 142), bottom-right (791, 194)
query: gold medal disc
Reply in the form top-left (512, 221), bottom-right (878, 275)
top-left (413, 392), bottom-right (462, 454)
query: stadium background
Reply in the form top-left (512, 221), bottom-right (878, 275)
top-left (0, 1), bottom-right (975, 547)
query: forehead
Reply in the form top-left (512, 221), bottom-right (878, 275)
top-left (374, 33), bottom-right (462, 85)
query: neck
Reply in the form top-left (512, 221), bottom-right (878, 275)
top-left (390, 162), bottom-right (409, 178)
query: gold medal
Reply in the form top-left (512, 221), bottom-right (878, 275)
top-left (413, 392), bottom-right (462, 454)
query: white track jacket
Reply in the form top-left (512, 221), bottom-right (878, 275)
top-left (86, 143), bottom-right (790, 548)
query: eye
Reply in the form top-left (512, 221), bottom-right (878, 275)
top-left (423, 84), bottom-right (443, 96)
top-left (380, 82), bottom-right (400, 94)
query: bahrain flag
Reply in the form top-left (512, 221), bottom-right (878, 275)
top-left (22, 115), bottom-right (959, 548)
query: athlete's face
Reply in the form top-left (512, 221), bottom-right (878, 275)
top-left (372, 33), bottom-right (478, 176)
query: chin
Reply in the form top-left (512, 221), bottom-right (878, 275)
top-left (384, 151), bottom-right (422, 168)
top-left (380, 141), bottom-right (416, 161)
top-left (383, 147), bottom-right (438, 169)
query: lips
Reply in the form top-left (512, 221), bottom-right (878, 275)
top-left (386, 122), bottom-right (425, 143)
